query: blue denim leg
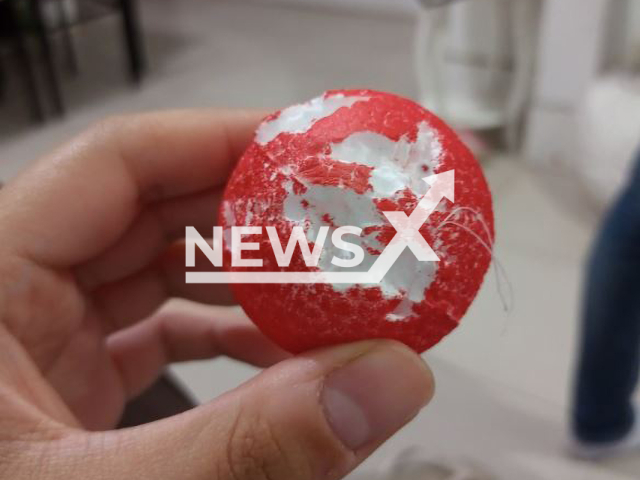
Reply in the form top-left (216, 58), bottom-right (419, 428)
top-left (573, 155), bottom-right (640, 443)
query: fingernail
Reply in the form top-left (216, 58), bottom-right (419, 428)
top-left (321, 343), bottom-right (433, 450)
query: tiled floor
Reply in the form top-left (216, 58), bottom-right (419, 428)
top-left (1, 1), bottom-right (638, 478)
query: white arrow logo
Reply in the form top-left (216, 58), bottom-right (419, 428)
top-left (186, 170), bottom-right (455, 284)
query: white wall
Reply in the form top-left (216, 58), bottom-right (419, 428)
top-left (523, 0), bottom-right (611, 166)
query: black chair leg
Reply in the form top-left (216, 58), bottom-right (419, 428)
top-left (0, 56), bottom-right (6, 102)
top-left (8, 0), bottom-right (46, 122)
top-left (29, 0), bottom-right (64, 117)
top-left (119, 0), bottom-right (146, 83)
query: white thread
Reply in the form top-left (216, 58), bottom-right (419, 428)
top-left (435, 207), bottom-right (514, 315)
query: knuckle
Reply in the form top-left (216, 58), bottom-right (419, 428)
top-left (222, 408), bottom-right (312, 480)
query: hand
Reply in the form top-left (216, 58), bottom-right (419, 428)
top-left (0, 111), bottom-right (434, 480)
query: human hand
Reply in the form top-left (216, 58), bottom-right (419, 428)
top-left (0, 111), bottom-right (434, 479)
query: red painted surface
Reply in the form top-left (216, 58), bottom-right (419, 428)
top-left (220, 90), bottom-right (494, 353)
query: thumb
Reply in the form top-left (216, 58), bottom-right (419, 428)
top-left (89, 340), bottom-right (433, 480)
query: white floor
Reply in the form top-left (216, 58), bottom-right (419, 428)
top-left (1, 1), bottom-right (638, 478)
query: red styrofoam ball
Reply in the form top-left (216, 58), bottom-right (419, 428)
top-left (220, 89), bottom-right (494, 353)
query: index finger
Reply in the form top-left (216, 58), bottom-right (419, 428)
top-left (0, 109), bottom-right (264, 267)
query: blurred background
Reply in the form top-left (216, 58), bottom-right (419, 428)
top-left (1, 0), bottom-right (639, 478)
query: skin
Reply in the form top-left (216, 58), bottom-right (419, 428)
top-left (0, 111), bottom-right (434, 480)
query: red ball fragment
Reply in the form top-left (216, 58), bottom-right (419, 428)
top-left (220, 89), bottom-right (494, 353)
